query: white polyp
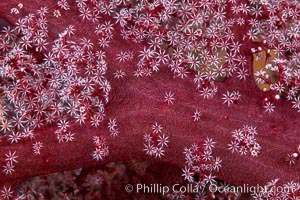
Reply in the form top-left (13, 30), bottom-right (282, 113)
top-left (79, 106), bottom-right (85, 113)
top-left (265, 64), bottom-right (272, 69)
top-left (292, 152), bottom-right (298, 158)
top-left (18, 3), bottom-right (23, 9)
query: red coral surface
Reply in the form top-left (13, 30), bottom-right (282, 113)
top-left (0, 0), bottom-right (299, 199)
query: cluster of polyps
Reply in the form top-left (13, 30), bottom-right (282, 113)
top-left (0, 7), bottom-right (110, 145)
top-left (107, 118), bottom-right (119, 137)
top-left (2, 150), bottom-right (18, 176)
top-left (32, 141), bottom-right (43, 155)
top-left (106, 0), bottom-right (299, 112)
top-left (222, 90), bottom-right (241, 106)
top-left (54, 119), bottom-right (77, 143)
top-left (143, 122), bottom-right (169, 159)
top-left (252, 178), bottom-right (300, 199)
top-left (182, 138), bottom-right (222, 189)
top-left (228, 125), bottom-right (261, 157)
top-left (92, 136), bottom-right (109, 161)
top-left (248, 0), bottom-right (300, 113)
